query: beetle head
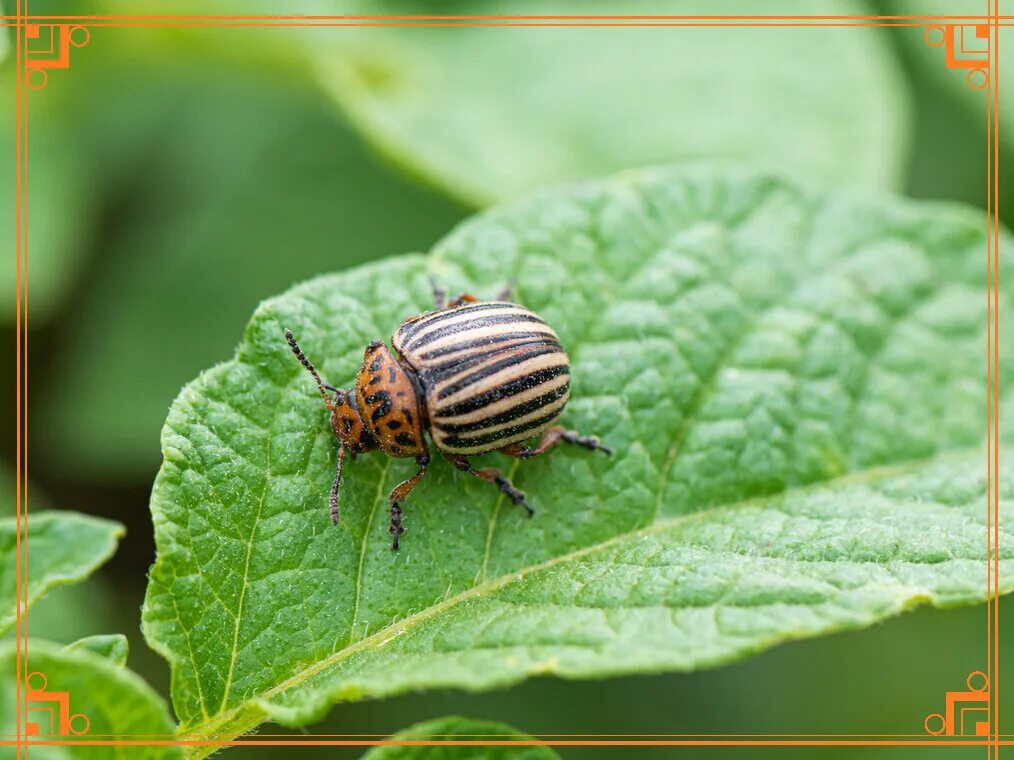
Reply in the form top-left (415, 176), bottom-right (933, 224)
top-left (285, 328), bottom-right (377, 454)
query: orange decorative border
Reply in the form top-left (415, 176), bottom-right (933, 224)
top-left (23, 23), bottom-right (90, 89)
top-left (7, 4), bottom-right (1005, 756)
top-left (24, 672), bottom-right (89, 737)
top-left (924, 23), bottom-right (991, 88)
top-left (925, 671), bottom-right (992, 737)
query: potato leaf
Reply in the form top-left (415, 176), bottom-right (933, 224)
top-left (314, 0), bottom-right (911, 204)
top-left (362, 716), bottom-right (559, 760)
top-left (63, 634), bottom-right (129, 668)
top-left (142, 166), bottom-right (1013, 755)
top-left (0, 511), bottom-right (124, 636)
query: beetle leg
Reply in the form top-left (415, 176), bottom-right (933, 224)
top-left (500, 425), bottom-right (613, 459)
top-left (447, 293), bottom-right (479, 308)
top-left (387, 450), bottom-right (431, 550)
top-left (329, 445), bottom-right (346, 525)
top-left (496, 280), bottom-right (517, 301)
top-left (443, 453), bottom-right (534, 516)
top-left (430, 279), bottom-right (447, 310)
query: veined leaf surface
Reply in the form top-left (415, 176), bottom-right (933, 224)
top-left (142, 166), bottom-right (1013, 754)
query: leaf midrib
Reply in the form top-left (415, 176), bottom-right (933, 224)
top-left (181, 446), bottom-right (976, 743)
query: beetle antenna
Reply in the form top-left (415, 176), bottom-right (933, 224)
top-left (285, 328), bottom-right (335, 412)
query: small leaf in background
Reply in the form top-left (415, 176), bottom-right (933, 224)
top-left (141, 166), bottom-right (1013, 752)
top-left (63, 634), bottom-right (129, 668)
top-left (0, 74), bottom-right (97, 324)
top-left (362, 716), bottom-right (560, 760)
top-left (0, 511), bottom-right (124, 636)
top-left (35, 51), bottom-right (466, 481)
top-left (314, 0), bottom-right (911, 205)
top-left (0, 640), bottom-right (181, 759)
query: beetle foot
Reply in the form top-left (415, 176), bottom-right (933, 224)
top-left (389, 502), bottom-right (405, 550)
top-left (495, 476), bottom-right (535, 516)
top-left (562, 431), bottom-right (612, 456)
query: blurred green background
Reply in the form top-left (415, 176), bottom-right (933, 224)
top-left (3, 1), bottom-right (1012, 757)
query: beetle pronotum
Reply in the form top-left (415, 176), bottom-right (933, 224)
top-left (285, 285), bottom-right (610, 549)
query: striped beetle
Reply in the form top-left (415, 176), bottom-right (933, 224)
top-left (285, 284), bottom-right (611, 550)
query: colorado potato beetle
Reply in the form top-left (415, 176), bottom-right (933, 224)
top-left (285, 285), bottom-right (610, 550)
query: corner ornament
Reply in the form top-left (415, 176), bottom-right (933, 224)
top-left (923, 24), bottom-right (990, 90)
top-left (25, 24), bottom-right (91, 90)
top-left (25, 671), bottom-right (90, 737)
top-left (924, 670), bottom-right (990, 737)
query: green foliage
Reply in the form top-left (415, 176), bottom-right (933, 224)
top-left (141, 165), bottom-right (1013, 754)
top-left (0, 511), bottom-right (124, 636)
top-left (0, 640), bottom-right (181, 759)
top-left (316, 0), bottom-right (911, 205)
top-left (64, 634), bottom-right (129, 667)
top-left (362, 716), bottom-right (559, 760)
top-left (0, 498), bottom-right (177, 756)
top-left (34, 49), bottom-right (465, 480)
top-left (0, 73), bottom-right (96, 323)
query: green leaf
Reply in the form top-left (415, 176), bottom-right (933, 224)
top-left (142, 166), bottom-right (1013, 753)
top-left (35, 53), bottom-right (464, 480)
top-left (362, 716), bottom-right (560, 760)
top-left (0, 511), bottom-right (124, 636)
top-left (63, 634), bottom-right (129, 668)
top-left (0, 639), bottom-right (180, 759)
top-left (315, 0), bottom-right (911, 205)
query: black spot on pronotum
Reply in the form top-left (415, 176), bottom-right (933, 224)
top-left (395, 432), bottom-right (415, 447)
top-left (387, 420), bottom-right (402, 430)
top-left (365, 391), bottom-right (392, 423)
top-left (389, 366), bottom-right (398, 384)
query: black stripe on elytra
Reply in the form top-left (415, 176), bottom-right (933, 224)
top-left (439, 408), bottom-right (564, 450)
top-left (365, 390), bottom-right (392, 424)
top-left (397, 303), bottom-right (521, 340)
top-left (435, 344), bottom-right (566, 401)
top-left (435, 364), bottom-right (570, 418)
top-left (434, 383), bottom-right (570, 433)
top-left (406, 313), bottom-right (548, 351)
top-left (422, 338), bottom-right (562, 379)
top-left (418, 331), bottom-right (559, 361)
